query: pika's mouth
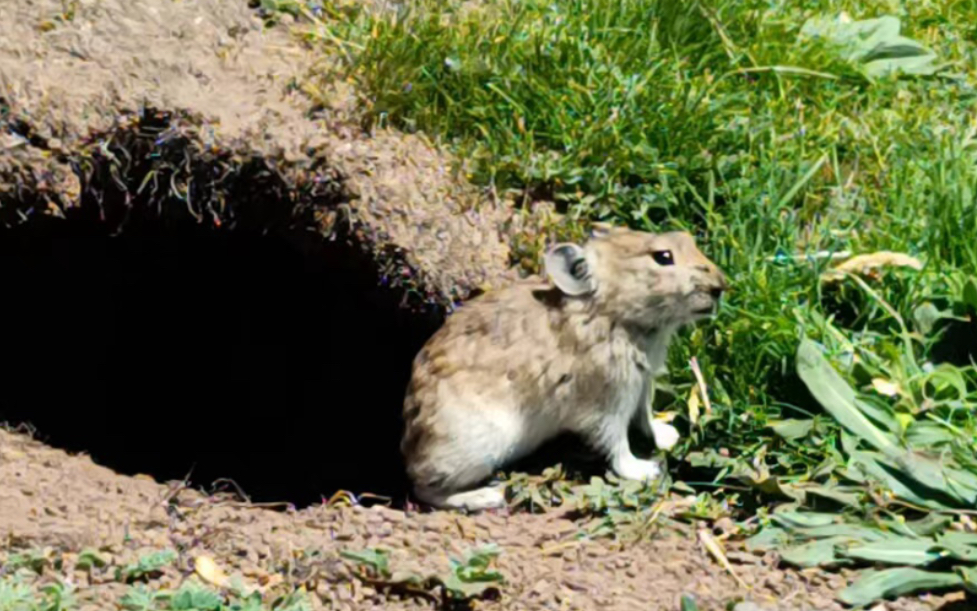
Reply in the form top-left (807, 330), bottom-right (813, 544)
top-left (691, 299), bottom-right (721, 318)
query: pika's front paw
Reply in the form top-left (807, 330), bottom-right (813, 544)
top-left (612, 454), bottom-right (663, 482)
top-left (415, 484), bottom-right (507, 512)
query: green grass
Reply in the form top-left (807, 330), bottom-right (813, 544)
top-left (284, 0), bottom-right (977, 604)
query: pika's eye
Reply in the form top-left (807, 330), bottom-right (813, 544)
top-left (651, 250), bottom-right (674, 266)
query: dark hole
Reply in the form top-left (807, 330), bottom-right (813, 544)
top-left (0, 210), bottom-right (442, 507)
top-left (931, 312), bottom-right (977, 367)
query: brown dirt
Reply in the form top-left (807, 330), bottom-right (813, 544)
top-left (0, 0), bottom-right (515, 308)
top-left (0, 428), bottom-right (969, 611)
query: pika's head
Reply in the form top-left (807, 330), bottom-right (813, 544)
top-left (543, 225), bottom-right (728, 330)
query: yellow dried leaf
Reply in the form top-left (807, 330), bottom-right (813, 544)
top-left (194, 555), bottom-right (228, 588)
top-left (689, 356), bottom-right (713, 415)
top-left (687, 386), bottom-right (701, 426)
top-left (871, 378), bottom-right (901, 397)
top-left (698, 528), bottom-right (749, 590)
top-left (895, 412), bottom-right (914, 431)
top-left (326, 490), bottom-right (357, 507)
top-left (822, 251), bottom-right (923, 282)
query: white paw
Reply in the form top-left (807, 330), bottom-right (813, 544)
top-left (650, 420), bottom-right (680, 451)
top-left (416, 485), bottom-right (506, 511)
top-left (447, 486), bottom-right (507, 511)
top-left (612, 454), bottom-right (662, 482)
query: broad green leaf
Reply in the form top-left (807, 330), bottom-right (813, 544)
top-left (680, 594), bottom-right (699, 611)
top-left (799, 15), bottom-right (942, 80)
top-left (931, 369), bottom-right (971, 399)
top-left (904, 514), bottom-right (955, 537)
top-left (956, 565), bottom-right (977, 594)
top-left (786, 523), bottom-right (897, 543)
top-left (780, 536), bottom-right (852, 568)
top-left (755, 478), bottom-right (807, 502)
top-left (840, 429), bottom-right (861, 460)
top-left (771, 511), bottom-right (839, 528)
top-left (838, 568), bottom-right (964, 606)
top-left (795, 483), bottom-right (863, 508)
top-left (934, 531), bottom-right (977, 562)
top-left (851, 451), bottom-right (952, 510)
top-left (937, 531), bottom-right (977, 548)
top-left (340, 549), bottom-right (390, 577)
top-left (77, 549), bottom-right (108, 570)
top-left (769, 419), bottom-right (814, 441)
top-left (913, 302), bottom-right (943, 336)
top-left (853, 397), bottom-right (901, 434)
top-left (936, 541), bottom-right (977, 562)
top-left (440, 573), bottom-right (502, 599)
top-left (944, 465), bottom-right (977, 505)
top-left (840, 540), bottom-right (944, 566)
top-left (862, 53), bottom-right (940, 79)
top-left (906, 421), bottom-right (957, 448)
top-left (685, 450), bottom-right (736, 469)
top-left (744, 526), bottom-right (788, 552)
top-left (881, 450), bottom-right (976, 508)
top-left (170, 585), bottom-right (223, 611)
top-left (796, 339), bottom-right (900, 456)
top-left (880, 513), bottom-right (951, 538)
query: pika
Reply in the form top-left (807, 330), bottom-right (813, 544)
top-left (401, 225), bottom-right (727, 510)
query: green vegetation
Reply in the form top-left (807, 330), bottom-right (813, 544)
top-left (280, 0), bottom-right (977, 605)
top-left (340, 544), bottom-right (504, 605)
top-left (116, 581), bottom-right (311, 611)
top-left (0, 547), bottom-right (314, 611)
top-left (117, 550), bottom-right (178, 584)
top-left (0, 576), bottom-right (74, 611)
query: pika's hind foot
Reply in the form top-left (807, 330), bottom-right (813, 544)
top-left (414, 484), bottom-right (506, 511)
top-left (612, 451), bottom-right (663, 482)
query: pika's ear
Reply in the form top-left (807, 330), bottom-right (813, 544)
top-left (543, 243), bottom-right (596, 296)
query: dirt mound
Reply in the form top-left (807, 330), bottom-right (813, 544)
top-left (0, 0), bottom-right (523, 506)
top-left (8, 427), bottom-right (964, 611)
top-left (0, 0), bottom-right (513, 307)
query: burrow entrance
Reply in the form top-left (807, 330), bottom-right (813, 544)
top-left (0, 112), bottom-right (445, 507)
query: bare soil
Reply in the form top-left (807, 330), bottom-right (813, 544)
top-left (0, 429), bottom-right (970, 611)
top-left (0, 0), bottom-right (514, 306)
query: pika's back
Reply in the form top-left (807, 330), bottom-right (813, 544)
top-left (407, 278), bottom-right (560, 385)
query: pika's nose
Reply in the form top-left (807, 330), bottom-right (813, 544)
top-left (697, 264), bottom-right (728, 299)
